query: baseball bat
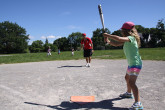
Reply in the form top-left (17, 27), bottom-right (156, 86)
top-left (98, 4), bottom-right (108, 44)
top-left (98, 4), bottom-right (105, 31)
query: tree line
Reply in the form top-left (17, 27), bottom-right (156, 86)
top-left (0, 19), bottom-right (165, 54)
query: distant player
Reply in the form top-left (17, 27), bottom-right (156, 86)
top-left (103, 22), bottom-right (143, 110)
top-left (47, 46), bottom-right (51, 56)
top-left (58, 48), bottom-right (60, 55)
top-left (81, 33), bottom-right (94, 67)
top-left (72, 48), bottom-right (74, 56)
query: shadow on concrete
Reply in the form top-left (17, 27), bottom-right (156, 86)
top-left (58, 65), bottom-right (85, 68)
top-left (24, 97), bottom-right (128, 110)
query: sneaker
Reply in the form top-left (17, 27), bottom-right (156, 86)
top-left (119, 92), bottom-right (133, 98)
top-left (86, 63), bottom-right (89, 67)
top-left (129, 102), bottom-right (143, 110)
top-left (88, 63), bottom-right (91, 67)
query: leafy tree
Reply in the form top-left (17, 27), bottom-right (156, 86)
top-left (43, 38), bottom-right (54, 52)
top-left (157, 19), bottom-right (165, 30)
top-left (45, 38), bottom-right (49, 44)
top-left (135, 25), bottom-right (145, 33)
top-left (148, 28), bottom-right (159, 47)
top-left (91, 28), bottom-right (110, 50)
top-left (50, 44), bottom-right (58, 52)
top-left (112, 30), bottom-right (122, 36)
top-left (144, 19), bottom-right (165, 48)
top-left (0, 21), bottom-right (29, 53)
top-left (53, 37), bottom-right (69, 51)
top-left (68, 32), bottom-right (82, 50)
top-left (156, 19), bottom-right (165, 47)
top-left (135, 20), bottom-right (165, 48)
top-left (43, 38), bottom-right (49, 52)
top-left (29, 40), bottom-right (44, 52)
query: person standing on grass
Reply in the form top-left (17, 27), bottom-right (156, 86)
top-left (72, 48), bottom-right (74, 56)
top-left (81, 33), bottom-right (94, 67)
top-left (47, 46), bottom-right (51, 56)
top-left (103, 22), bottom-right (143, 110)
top-left (58, 48), bottom-right (60, 55)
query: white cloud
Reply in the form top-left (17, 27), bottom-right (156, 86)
top-left (28, 35), bottom-right (34, 39)
top-left (41, 36), bottom-right (46, 39)
top-left (41, 35), bottom-right (62, 39)
top-left (48, 35), bottom-right (56, 39)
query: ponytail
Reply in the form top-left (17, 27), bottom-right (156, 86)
top-left (121, 27), bottom-right (141, 48)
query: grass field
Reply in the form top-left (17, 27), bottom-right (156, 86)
top-left (0, 48), bottom-right (165, 64)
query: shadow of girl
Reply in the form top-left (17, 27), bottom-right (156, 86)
top-left (25, 97), bottom-right (128, 110)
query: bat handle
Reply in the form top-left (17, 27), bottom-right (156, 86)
top-left (104, 39), bottom-right (109, 45)
top-left (103, 30), bottom-right (109, 45)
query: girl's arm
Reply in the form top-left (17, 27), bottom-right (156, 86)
top-left (106, 38), bottom-right (124, 46)
top-left (103, 33), bottom-right (130, 42)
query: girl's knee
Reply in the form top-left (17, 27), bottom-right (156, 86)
top-left (129, 79), bottom-right (136, 87)
top-left (125, 74), bottom-right (129, 81)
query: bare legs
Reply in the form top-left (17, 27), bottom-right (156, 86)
top-left (85, 57), bottom-right (91, 64)
top-left (86, 57), bottom-right (88, 63)
top-left (125, 74), bottom-right (140, 102)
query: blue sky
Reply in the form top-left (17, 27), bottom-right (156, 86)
top-left (0, 0), bottom-right (164, 44)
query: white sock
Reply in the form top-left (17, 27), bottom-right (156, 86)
top-left (127, 92), bottom-right (132, 94)
top-left (137, 102), bottom-right (141, 104)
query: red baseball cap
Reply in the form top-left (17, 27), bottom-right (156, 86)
top-left (121, 22), bottom-right (135, 30)
top-left (82, 33), bottom-right (86, 36)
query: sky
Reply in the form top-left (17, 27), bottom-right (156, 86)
top-left (0, 0), bottom-right (165, 45)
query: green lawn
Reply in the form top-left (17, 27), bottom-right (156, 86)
top-left (0, 48), bottom-right (165, 64)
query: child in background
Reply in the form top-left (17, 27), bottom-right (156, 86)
top-left (47, 46), bottom-right (51, 56)
top-left (58, 48), bottom-right (60, 55)
top-left (103, 22), bottom-right (143, 110)
top-left (72, 48), bottom-right (74, 56)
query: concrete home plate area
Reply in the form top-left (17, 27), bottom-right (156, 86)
top-left (0, 59), bottom-right (165, 110)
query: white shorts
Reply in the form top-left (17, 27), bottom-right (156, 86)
top-left (47, 52), bottom-right (51, 56)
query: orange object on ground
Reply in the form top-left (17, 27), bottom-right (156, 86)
top-left (70, 96), bottom-right (95, 105)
